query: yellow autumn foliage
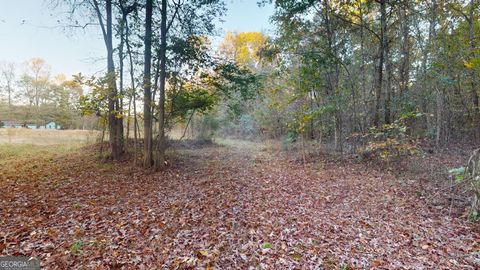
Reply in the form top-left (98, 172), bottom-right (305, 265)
top-left (219, 31), bottom-right (268, 68)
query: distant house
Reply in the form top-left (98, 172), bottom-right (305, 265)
top-left (0, 120), bottom-right (61, 129)
top-left (1, 120), bottom-right (23, 128)
top-left (45, 122), bottom-right (61, 130)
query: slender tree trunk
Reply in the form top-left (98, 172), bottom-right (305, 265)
top-left (180, 110), bottom-right (195, 141)
top-left (384, 38), bottom-right (392, 124)
top-left (99, 119), bottom-right (106, 156)
top-left (373, 49), bottom-right (384, 128)
top-left (427, 1), bottom-right (441, 147)
top-left (154, 0), bottom-right (167, 170)
top-left (103, 0), bottom-right (123, 159)
top-left (126, 93), bottom-right (132, 147)
top-left (436, 86), bottom-right (443, 147)
top-left (152, 51), bottom-right (161, 117)
top-left (310, 94), bottom-right (315, 139)
top-left (374, 0), bottom-right (386, 128)
top-left (169, 70), bottom-right (178, 120)
top-left (419, 0), bottom-right (437, 133)
top-left (133, 93), bottom-right (138, 161)
top-left (359, 0), bottom-right (368, 130)
top-left (468, 0), bottom-right (480, 140)
top-left (322, 0), bottom-right (342, 152)
top-left (399, 0), bottom-right (410, 95)
top-left (124, 11), bottom-right (138, 162)
top-left (143, 0), bottom-right (154, 167)
top-left (118, 15), bottom-right (124, 150)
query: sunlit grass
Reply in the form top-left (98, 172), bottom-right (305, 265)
top-left (0, 129), bottom-right (99, 145)
top-left (215, 137), bottom-right (280, 153)
top-left (0, 129), bottom-right (99, 164)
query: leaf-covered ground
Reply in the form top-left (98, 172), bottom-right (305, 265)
top-left (0, 141), bottom-right (479, 269)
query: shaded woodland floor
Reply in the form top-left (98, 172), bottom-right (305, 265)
top-left (0, 140), bottom-right (479, 269)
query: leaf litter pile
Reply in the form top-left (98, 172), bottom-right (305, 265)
top-left (0, 142), bottom-right (479, 269)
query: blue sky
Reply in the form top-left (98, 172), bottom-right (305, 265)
top-left (0, 0), bottom-right (274, 77)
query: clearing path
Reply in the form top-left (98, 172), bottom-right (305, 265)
top-left (0, 140), bottom-right (478, 269)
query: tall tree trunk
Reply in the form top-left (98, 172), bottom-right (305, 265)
top-left (154, 0), bottom-right (167, 170)
top-left (428, 1), bottom-right (441, 147)
top-left (143, 0), bottom-right (154, 167)
top-left (419, 0), bottom-right (437, 133)
top-left (359, 0), bottom-right (368, 130)
top-left (468, 0), bottom-right (480, 140)
top-left (323, 0), bottom-right (342, 152)
top-left (374, 0), bottom-right (386, 128)
top-left (118, 12), bottom-right (126, 151)
top-left (123, 10), bottom-right (138, 162)
top-left (384, 36), bottom-right (392, 124)
top-left (399, 0), bottom-right (410, 95)
top-left (100, 0), bottom-right (123, 159)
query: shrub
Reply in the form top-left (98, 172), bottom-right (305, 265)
top-left (363, 114), bottom-right (420, 160)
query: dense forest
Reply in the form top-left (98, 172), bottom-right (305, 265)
top-left (215, 0), bottom-right (480, 152)
top-left (1, 0), bottom-right (480, 268)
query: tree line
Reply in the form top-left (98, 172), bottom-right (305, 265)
top-left (203, 0), bottom-right (480, 158)
top-left (0, 58), bottom-right (87, 129)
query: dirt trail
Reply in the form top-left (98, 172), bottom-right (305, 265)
top-left (0, 141), bottom-right (479, 269)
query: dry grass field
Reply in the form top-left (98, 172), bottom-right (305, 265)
top-left (0, 128), bottom-right (99, 145)
top-left (0, 129), bottom-right (99, 162)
